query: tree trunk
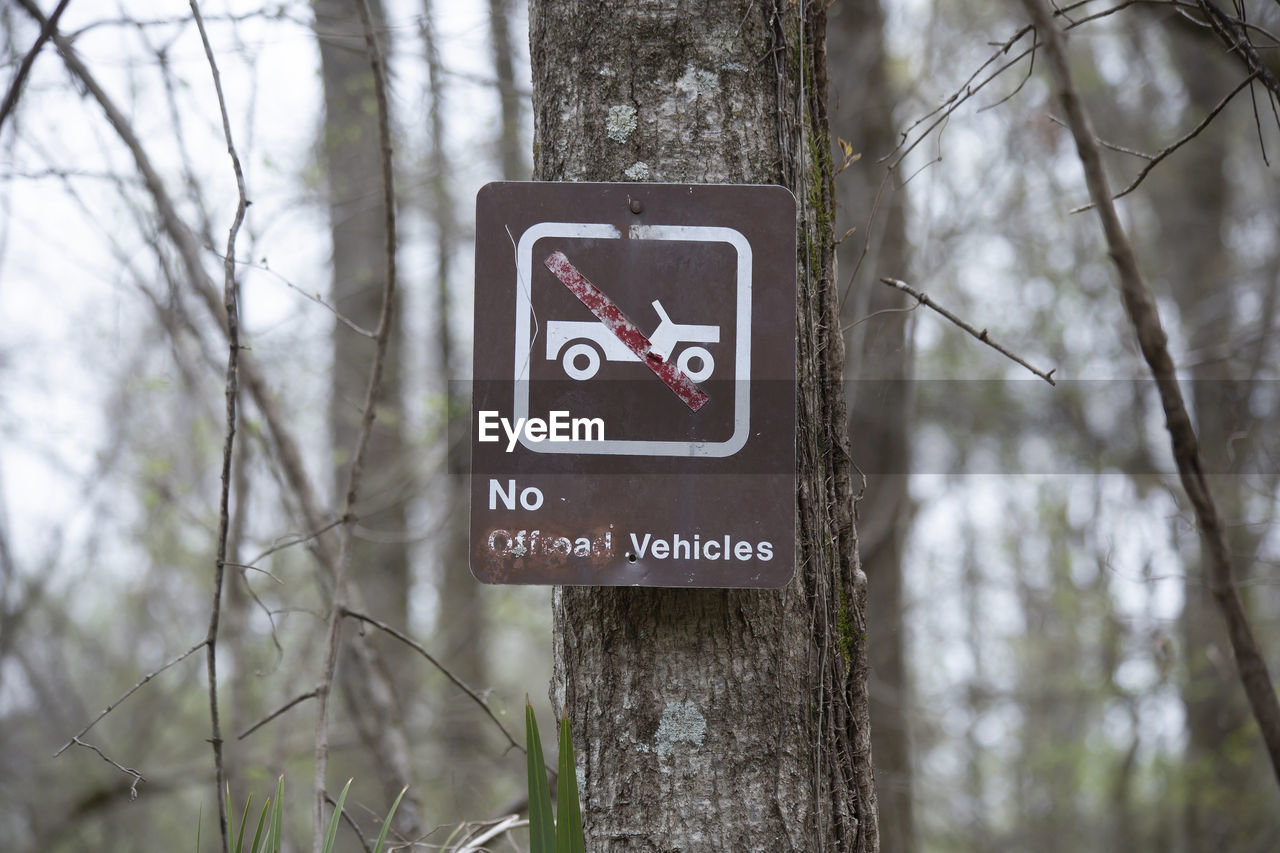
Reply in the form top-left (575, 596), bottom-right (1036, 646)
top-left (828, 2), bottom-right (915, 850)
top-left (1158, 22), bottom-right (1278, 851)
top-left (532, 1), bottom-right (877, 849)
top-left (422, 0), bottom-right (495, 820)
top-left (315, 0), bottom-right (410, 635)
top-left (313, 0), bottom-right (419, 827)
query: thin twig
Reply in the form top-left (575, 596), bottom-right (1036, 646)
top-left (878, 277), bottom-right (1057, 385)
top-left (237, 689), bottom-right (319, 740)
top-left (455, 815), bottom-right (526, 853)
top-left (54, 639), bottom-right (207, 756)
top-left (312, 1), bottom-right (401, 847)
top-left (246, 516), bottom-right (347, 566)
top-left (342, 609), bottom-right (525, 755)
top-left (69, 737), bottom-right (145, 800)
top-left (191, 1), bottom-right (250, 849)
top-left (1070, 70), bottom-right (1259, 212)
top-left (842, 303), bottom-right (921, 333)
top-left (0, 0), bottom-right (72, 133)
top-left (1023, 0), bottom-right (1280, 787)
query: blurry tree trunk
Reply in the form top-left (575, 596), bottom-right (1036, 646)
top-left (315, 0), bottom-right (409, 633)
top-left (1157, 24), bottom-right (1276, 850)
top-left (829, 2), bottom-right (915, 851)
top-left (313, 0), bottom-right (418, 823)
top-left (488, 0), bottom-right (526, 180)
top-left (533, 1), bottom-right (877, 849)
top-left (421, 0), bottom-right (492, 819)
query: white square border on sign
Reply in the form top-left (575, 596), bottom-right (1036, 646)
top-left (512, 221), bottom-right (752, 457)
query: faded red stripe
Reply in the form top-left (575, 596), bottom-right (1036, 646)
top-left (544, 251), bottom-right (709, 412)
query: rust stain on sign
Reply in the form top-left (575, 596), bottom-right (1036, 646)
top-left (543, 250), bottom-right (709, 412)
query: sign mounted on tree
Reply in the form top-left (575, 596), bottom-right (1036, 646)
top-left (470, 182), bottom-right (796, 588)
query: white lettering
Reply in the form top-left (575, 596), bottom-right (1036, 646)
top-left (489, 479), bottom-right (516, 510)
top-left (574, 416), bottom-right (605, 442)
top-left (478, 411), bottom-right (500, 443)
top-left (476, 410), bottom-right (606, 451)
top-left (629, 532), bottom-right (651, 559)
top-left (519, 487), bottom-right (544, 511)
top-left (501, 417), bottom-right (524, 452)
top-left (549, 410), bottom-right (568, 441)
top-left (757, 541), bottom-right (773, 561)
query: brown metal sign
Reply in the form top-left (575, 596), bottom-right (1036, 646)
top-left (470, 182), bottom-right (796, 588)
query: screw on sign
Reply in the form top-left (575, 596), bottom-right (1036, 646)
top-left (471, 181), bottom-right (797, 588)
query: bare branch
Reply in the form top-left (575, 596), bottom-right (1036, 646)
top-left (1022, 0), bottom-right (1280, 786)
top-left (246, 517), bottom-right (347, 566)
top-left (69, 738), bottom-right (145, 801)
top-left (189, 1), bottom-right (251, 848)
top-left (0, 0), bottom-right (71, 133)
top-left (1070, 70), bottom-right (1259, 212)
top-left (1195, 0), bottom-right (1280, 101)
top-left (236, 689), bottom-right (318, 741)
top-left (54, 639), bottom-right (207, 757)
top-left (342, 609), bottom-right (525, 756)
top-left (878, 277), bottom-right (1058, 385)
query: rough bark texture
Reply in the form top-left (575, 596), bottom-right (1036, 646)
top-left (828, 2), bottom-right (915, 851)
top-left (532, 1), bottom-right (877, 849)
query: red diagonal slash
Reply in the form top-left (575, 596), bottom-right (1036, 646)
top-left (544, 251), bottom-right (709, 412)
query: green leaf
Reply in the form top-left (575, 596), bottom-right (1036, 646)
top-left (248, 794), bottom-right (271, 853)
top-left (266, 776), bottom-right (284, 853)
top-left (322, 779), bottom-right (353, 853)
top-left (195, 801), bottom-right (202, 853)
top-left (233, 792), bottom-right (252, 853)
top-left (526, 698), bottom-right (556, 853)
top-left (555, 711), bottom-right (586, 853)
top-left (372, 786), bottom-right (408, 853)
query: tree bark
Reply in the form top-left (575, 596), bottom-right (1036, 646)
top-left (828, 2), bottom-right (915, 850)
top-left (532, 1), bottom-right (877, 849)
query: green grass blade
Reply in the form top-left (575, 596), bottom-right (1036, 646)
top-left (555, 711), bottom-right (585, 853)
top-left (526, 698), bottom-right (556, 853)
top-left (248, 795), bottom-right (271, 853)
top-left (195, 801), bottom-right (203, 853)
top-left (234, 793), bottom-right (253, 853)
top-left (322, 778), bottom-right (353, 853)
top-left (225, 785), bottom-right (234, 850)
top-left (267, 776), bottom-right (284, 853)
top-left (372, 785), bottom-right (408, 853)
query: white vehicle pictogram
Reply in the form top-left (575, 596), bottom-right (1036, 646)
top-left (546, 299), bottom-right (720, 382)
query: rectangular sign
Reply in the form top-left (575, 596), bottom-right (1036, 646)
top-left (471, 182), bottom-right (797, 588)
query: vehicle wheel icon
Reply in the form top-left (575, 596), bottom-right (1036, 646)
top-left (562, 342), bottom-right (602, 380)
top-left (676, 346), bottom-right (714, 382)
